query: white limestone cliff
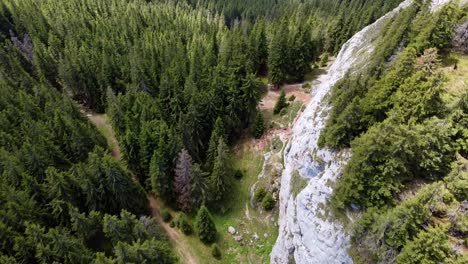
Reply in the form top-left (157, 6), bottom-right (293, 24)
top-left (270, 0), bottom-right (455, 262)
top-left (270, 1), bottom-right (414, 263)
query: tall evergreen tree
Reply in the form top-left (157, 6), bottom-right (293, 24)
top-left (208, 139), bottom-right (230, 204)
top-left (252, 111), bottom-right (265, 138)
top-left (205, 117), bottom-right (226, 171)
top-left (195, 205), bottom-right (217, 244)
top-left (191, 164), bottom-right (209, 210)
top-left (268, 21), bottom-right (288, 87)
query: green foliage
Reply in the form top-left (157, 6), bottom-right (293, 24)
top-left (211, 243), bottom-right (222, 259)
top-left (205, 118), bottom-right (226, 172)
top-left (261, 193), bottom-right (275, 211)
top-left (396, 227), bottom-right (455, 264)
top-left (195, 206), bottom-right (217, 244)
top-left (351, 156), bottom-right (468, 263)
top-left (0, 19), bottom-right (173, 263)
top-left (445, 154), bottom-right (468, 201)
top-left (288, 95), bottom-right (296, 102)
top-left (161, 209), bottom-right (172, 223)
top-left (325, 2), bottom-right (467, 214)
top-left (254, 187), bottom-right (267, 203)
top-left (234, 169), bottom-right (244, 180)
top-left (103, 210), bottom-right (148, 245)
top-left (320, 52), bottom-right (329, 67)
top-left (333, 118), bottom-right (455, 209)
top-left (113, 238), bottom-right (177, 264)
top-left (273, 90), bottom-right (288, 115)
top-left (252, 112), bottom-right (265, 138)
top-left (177, 214), bottom-right (193, 235)
top-left (208, 139), bottom-right (231, 205)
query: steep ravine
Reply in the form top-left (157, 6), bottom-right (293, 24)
top-left (269, 0), bottom-right (441, 263)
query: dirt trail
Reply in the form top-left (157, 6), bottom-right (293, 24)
top-left (148, 195), bottom-right (198, 264)
top-left (82, 108), bottom-right (197, 264)
top-left (259, 83), bottom-right (311, 111)
top-left (82, 110), bottom-right (122, 159)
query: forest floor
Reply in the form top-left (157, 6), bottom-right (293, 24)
top-left (148, 195), bottom-right (199, 264)
top-left (156, 82), bottom-right (313, 263)
top-left (84, 111), bottom-right (200, 263)
top-left (83, 63), bottom-right (327, 263)
top-left (82, 112), bottom-right (122, 159)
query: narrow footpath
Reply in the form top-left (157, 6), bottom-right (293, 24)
top-left (84, 110), bottom-right (198, 264)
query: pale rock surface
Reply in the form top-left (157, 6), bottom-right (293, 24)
top-left (270, 0), bottom-right (452, 263)
top-left (270, 0), bottom-right (413, 263)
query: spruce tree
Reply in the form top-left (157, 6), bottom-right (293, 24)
top-left (191, 164), bottom-right (208, 210)
top-left (208, 139), bottom-right (230, 203)
top-left (241, 73), bottom-right (262, 123)
top-left (273, 89), bottom-right (288, 115)
top-left (268, 22), bottom-right (288, 87)
top-left (252, 112), bottom-right (265, 138)
top-left (205, 117), bottom-right (225, 171)
top-left (195, 205), bottom-right (217, 244)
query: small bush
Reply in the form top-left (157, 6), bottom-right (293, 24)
top-left (262, 193), bottom-right (275, 211)
top-left (169, 221), bottom-right (175, 228)
top-left (211, 243), bottom-right (221, 259)
top-left (178, 214), bottom-right (193, 235)
top-left (288, 95), bottom-right (296, 101)
top-left (161, 209), bottom-right (172, 223)
top-left (254, 187), bottom-right (267, 203)
top-left (320, 52), bottom-right (329, 67)
top-left (274, 90), bottom-right (288, 115)
top-left (234, 169), bottom-right (243, 180)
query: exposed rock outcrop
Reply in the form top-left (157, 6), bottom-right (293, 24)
top-left (270, 1), bottom-right (414, 263)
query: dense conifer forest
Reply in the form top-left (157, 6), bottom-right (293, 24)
top-left (0, 0), bottom-right (466, 263)
top-left (318, 1), bottom-right (468, 262)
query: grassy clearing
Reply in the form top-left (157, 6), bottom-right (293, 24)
top-left (264, 101), bottom-right (305, 129)
top-left (290, 170), bottom-right (309, 198)
top-left (88, 114), bottom-right (121, 158)
top-left (159, 141), bottom-right (279, 263)
top-left (442, 53), bottom-right (468, 107)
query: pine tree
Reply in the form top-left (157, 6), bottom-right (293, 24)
top-left (252, 112), bottom-right (265, 138)
top-left (241, 72), bottom-right (262, 124)
top-left (273, 89), bottom-right (288, 115)
top-left (320, 52), bottom-right (329, 67)
top-left (208, 139), bottom-right (230, 204)
top-left (195, 205), bottom-right (217, 244)
top-left (191, 164), bottom-right (208, 210)
top-left (205, 117), bottom-right (225, 171)
top-left (268, 22), bottom-right (288, 87)
top-left (174, 149), bottom-right (193, 213)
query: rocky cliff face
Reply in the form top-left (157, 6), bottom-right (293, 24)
top-left (270, 0), bottom-right (455, 263)
top-left (270, 1), bottom-right (414, 263)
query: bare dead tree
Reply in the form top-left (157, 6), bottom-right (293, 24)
top-left (174, 149), bottom-right (193, 212)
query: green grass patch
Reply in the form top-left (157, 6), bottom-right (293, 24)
top-left (89, 114), bottom-right (120, 157)
top-left (267, 136), bottom-right (284, 153)
top-left (290, 170), bottom-right (309, 198)
top-left (305, 67), bottom-right (328, 82)
top-left (161, 142), bottom-right (279, 263)
top-left (270, 101), bottom-right (304, 129)
top-left (442, 53), bottom-right (468, 107)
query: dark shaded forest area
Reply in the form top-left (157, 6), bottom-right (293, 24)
top-left (5, 0), bottom-right (464, 263)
